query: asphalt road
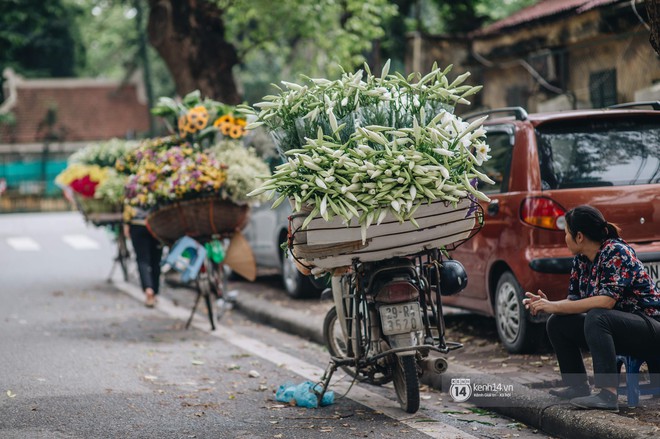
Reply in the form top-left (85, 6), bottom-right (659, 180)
top-left (0, 212), bottom-right (554, 438)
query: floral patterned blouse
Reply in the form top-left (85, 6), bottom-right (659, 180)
top-left (567, 238), bottom-right (660, 317)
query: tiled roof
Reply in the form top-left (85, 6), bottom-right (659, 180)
top-left (472, 0), bottom-right (624, 36)
top-left (0, 70), bottom-right (150, 144)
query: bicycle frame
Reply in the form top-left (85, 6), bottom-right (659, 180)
top-left (319, 249), bottom-right (464, 411)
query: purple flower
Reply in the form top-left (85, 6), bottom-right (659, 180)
top-left (465, 178), bottom-right (480, 218)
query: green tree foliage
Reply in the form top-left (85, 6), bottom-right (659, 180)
top-left (146, 0), bottom-right (397, 103)
top-left (72, 0), bottom-right (175, 104)
top-left (0, 0), bottom-right (85, 78)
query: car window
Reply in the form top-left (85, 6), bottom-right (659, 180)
top-left (536, 117), bottom-right (660, 189)
top-left (481, 129), bottom-right (514, 193)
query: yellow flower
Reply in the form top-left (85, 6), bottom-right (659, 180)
top-left (219, 122), bottom-right (232, 136)
top-left (187, 106), bottom-right (209, 131)
top-left (214, 114), bottom-right (234, 127)
top-left (229, 125), bottom-right (245, 139)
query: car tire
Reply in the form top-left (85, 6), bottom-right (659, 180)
top-left (281, 252), bottom-right (320, 299)
top-left (494, 271), bottom-right (543, 354)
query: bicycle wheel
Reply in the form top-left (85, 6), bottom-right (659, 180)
top-left (199, 272), bottom-right (219, 331)
top-left (209, 261), bottom-right (229, 299)
top-left (392, 355), bottom-right (420, 413)
top-left (116, 230), bottom-right (130, 282)
top-left (323, 306), bottom-right (391, 385)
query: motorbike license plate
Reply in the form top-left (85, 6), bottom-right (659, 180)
top-left (379, 302), bottom-right (424, 336)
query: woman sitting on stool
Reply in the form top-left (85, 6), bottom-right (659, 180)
top-left (523, 205), bottom-right (660, 411)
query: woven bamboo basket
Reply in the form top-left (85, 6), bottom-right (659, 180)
top-left (146, 196), bottom-right (250, 245)
top-left (289, 198), bottom-right (481, 269)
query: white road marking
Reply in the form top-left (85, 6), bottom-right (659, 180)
top-left (7, 237), bottom-right (41, 251)
top-left (113, 280), bottom-right (479, 439)
top-left (62, 235), bottom-right (100, 250)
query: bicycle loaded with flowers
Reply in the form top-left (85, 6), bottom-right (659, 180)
top-left (117, 90), bottom-right (270, 281)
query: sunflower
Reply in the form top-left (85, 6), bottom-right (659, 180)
top-left (214, 114), bottom-right (234, 127)
top-left (229, 125), bottom-right (245, 139)
top-left (187, 106), bottom-right (209, 131)
top-left (219, 122), bottom-right (233, 136)
top-left (177, 114), bottom-right (191, 135)
top-left (234, 117), bottom-right (247, 127)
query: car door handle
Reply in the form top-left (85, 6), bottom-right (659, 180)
top-left (487, 200), bottom-right (499, 216)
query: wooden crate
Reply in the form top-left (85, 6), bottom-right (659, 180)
top-left (290, 198), bottom-right (478, 269)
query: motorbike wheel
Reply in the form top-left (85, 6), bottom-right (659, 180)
top-left (322, 306), bottom-right (391, 385)
top-left (392, 355), bottom-right (420, 413)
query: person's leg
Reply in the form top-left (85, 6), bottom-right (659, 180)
top-left (571, 308), bottom-right (658, 410)
top-left (584, 309), bottom-right (659, 389)
top-left (129, 225), bottom-right (157, 306)
top-left (547, 313), bottom-right (589, 387)
top-left (147, 235), bottom-right (163, 295)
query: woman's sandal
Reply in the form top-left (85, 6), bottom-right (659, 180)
top-left (145, 293), bottom-right (156, 308)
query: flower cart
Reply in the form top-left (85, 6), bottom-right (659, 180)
top-left (121, 91), bottom-right (271, 329)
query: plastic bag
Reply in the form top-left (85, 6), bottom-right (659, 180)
top-left (275, 381), bottom-right (334, 408)
top-left (205, 239), bottom-right (225, 264)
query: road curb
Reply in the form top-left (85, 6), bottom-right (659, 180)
top-left (419, 366), bottom-right (659, 439)
top-left (233, 293), bottom-right (326, 346)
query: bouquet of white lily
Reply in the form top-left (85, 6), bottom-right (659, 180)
top-left (244, 61), bottom-right (492, 267)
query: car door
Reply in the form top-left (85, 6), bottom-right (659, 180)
top-left (446, 124), bottom-right (516, 314)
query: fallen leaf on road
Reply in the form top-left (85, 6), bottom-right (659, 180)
top-left (191, 360), bottom-right (204, 366)
top-left (6, 390), bottom-right (16, 398)
top-left (227, 364), bottom-right (240, 370)
top-left (248, 370), bottom-right (260, 378)
top-left (143, 375), bottom-right (158, 381)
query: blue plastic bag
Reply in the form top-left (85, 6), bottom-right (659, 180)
top-left (275, 381), bottom-right (334, 408)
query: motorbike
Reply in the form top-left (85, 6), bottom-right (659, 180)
top-left (318, 249), bottom-right (468, 413)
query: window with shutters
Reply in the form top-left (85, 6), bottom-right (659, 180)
top-left (589, 69), bottom-right (617, 108)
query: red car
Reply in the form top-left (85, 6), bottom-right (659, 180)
top-left (445, 103), bottom-right (660, 353)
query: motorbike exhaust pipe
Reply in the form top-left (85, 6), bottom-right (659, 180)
top-left (421, 357), bottom-right (449, 375)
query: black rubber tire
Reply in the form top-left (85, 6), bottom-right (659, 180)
top-left (494, 271), bottom-right (543, 354)
top-left (281, 252), bottom-right (320, 299)
top-left (117, 232), bottom-right (130, 282)
top-left (322, 306), bottom-right (392, 385)
top-left (200, 278), bottom-right (218, 331)
top-left (323, 307), bottom-right (361, 379)
top-left (392, 355), bottom-right (420, 413)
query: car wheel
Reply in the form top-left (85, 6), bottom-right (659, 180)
top-left (281, 253), bottom-right (318, 299)
top-left (494, 271), bottom-right (543, 354)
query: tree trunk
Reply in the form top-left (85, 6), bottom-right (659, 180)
top-left (147, 0), bottom-right (241, 104)
top-left (648, 0), bottom-right (660, 56)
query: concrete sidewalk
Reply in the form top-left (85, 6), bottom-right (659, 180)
top-left (231, 291), bottom-right (660, 439)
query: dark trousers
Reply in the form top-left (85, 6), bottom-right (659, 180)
top-left (547, 309), bottom-right (660, 388)
top-left (129, 224), bottom-right (163, 295)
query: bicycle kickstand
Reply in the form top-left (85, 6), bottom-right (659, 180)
top-left (316, 359), bottom-right (339, 406)
top-left (185, 284), bottom-right (204, 329)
